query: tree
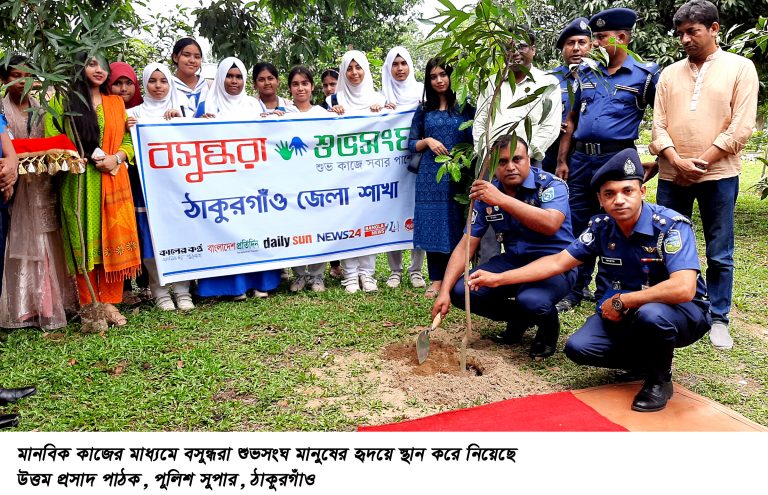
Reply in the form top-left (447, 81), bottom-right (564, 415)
top-left (424, 0), bottom-right (560, 371)
top-left (523, 0), bottom-right (768, 71)
top-left (193, 0), bottom-right (420, 73)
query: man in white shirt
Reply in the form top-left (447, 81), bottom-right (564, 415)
top-left (473, 26), bottom-right (562, 263)
top-left (473, 26), bottom-right (562, 165)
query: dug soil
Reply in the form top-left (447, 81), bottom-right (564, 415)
top-left (307, 321), bottom-right (562, 427)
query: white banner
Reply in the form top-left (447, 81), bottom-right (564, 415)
top-left (131, 109), bottom-right (417, 285)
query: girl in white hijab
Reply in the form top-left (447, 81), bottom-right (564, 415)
top-left (128, 63), bottom-right (182, 120)
top-left (126, 63), bottom-right (193, 311)
top-left (195, 57), bottom-right (260, 118)
top-left (380, 46), bottom-right (422, 107)
top-left (380, 48), bottom-right (426, 289)
top-left (327, 51), bottom-right (385, 292)
top-left (327, 50), bottom-right (386, 115)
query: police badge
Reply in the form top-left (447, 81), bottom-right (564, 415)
top-left (664, 229), bottom-right (683, 254)
top-left (580, 20), bottom-right (588, 30)
top-left (623, 158), bottom-right (635, 176)
top-left (596, 18), bottom-right (605, 28)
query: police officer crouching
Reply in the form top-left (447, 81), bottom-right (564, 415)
top-left (431, 135), bottom-right (576, 359)
top-left (466, 149), bottom-right (711, 412)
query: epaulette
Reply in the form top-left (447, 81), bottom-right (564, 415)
top-left (588, 214), bottom-right (612, 230)
top-left (638, 60), bottom-right (661, 75)
top-left (651, 213), bottom-right (666, 226)
top-left (671, 215), bottom-right (692, 225)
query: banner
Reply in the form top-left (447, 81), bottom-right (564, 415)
top-left (131, 108), bottom-right (417, 285)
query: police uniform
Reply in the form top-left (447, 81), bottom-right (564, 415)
top-left (450, 168), bottom-right (576, 356)
top-left (564, 8), bottom-right (661, 306)
top-left (563, 150), bottom-right (711, 410)
top-left (542, 17), bottom-right (591, 173)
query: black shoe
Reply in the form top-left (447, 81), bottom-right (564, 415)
top-left (528, 324), bottom-right (559, 359)
top-left (0, 386), bottom-right (37, 406)
top-left (614, 369), bottom-right (647, 383)
top-left (631, 380), bottom-right (673, 412)
top-left (0, 414), bottom-right (19, 429)
top-left (490, 322), bottom-right (526, 345)
top-left (555, 298), bottom-right (579, 313)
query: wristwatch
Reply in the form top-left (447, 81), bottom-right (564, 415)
top-left (612, 294), bottom-right (626, 313)
top-left (114, 154), bottom-right (123, 165)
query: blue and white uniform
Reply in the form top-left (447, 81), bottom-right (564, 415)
top-left (564, 203), bottom-right (711, 382)
top-left (450, 170), bottom-right (575, 330)
top-left (564, 8), bottom-right (661, 304)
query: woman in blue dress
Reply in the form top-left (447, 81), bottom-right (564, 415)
top-left (408, 58), bottom-right (474, 298)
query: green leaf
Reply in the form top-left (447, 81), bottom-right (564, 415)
top-left (540, 96), bottom-right (552, 125)
top-left (449, 162), bottom-right (461, 182)
top-left (436, 164), bottom-right (447, 183)
top-left (506, 85), bottom-right (548, 109)
top-left (453, 193), bottom-right (469, 205)
top-left (524, 116), bottom-right (533, 144)
top-left (434, 154), bottom-right (451, 163)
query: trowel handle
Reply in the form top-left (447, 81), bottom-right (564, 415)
top-left (431, 313), bottom-right (442, 330)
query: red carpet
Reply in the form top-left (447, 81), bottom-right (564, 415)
top-left (359, 391), bottom-right (628, 432)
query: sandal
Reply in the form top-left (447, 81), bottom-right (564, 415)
top-left (104, 304), bottom-right (128, 327)
top-left (425, 287), bottom-right (440, 299)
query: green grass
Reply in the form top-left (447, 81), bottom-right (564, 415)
top-left (1, 161), bottom-right (767, 430)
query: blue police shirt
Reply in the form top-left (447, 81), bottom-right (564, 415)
top-left (468, 168), bottom-right (574, 262)
top-left (549, 65), bottom-right (577, 122)
top-left (566, 202), bottom-right (708, 302)
top-left (572, 56), bottom-right (660, 142)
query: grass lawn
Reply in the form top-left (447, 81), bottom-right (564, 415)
top-left (1, 160), bottom-right (766, 431)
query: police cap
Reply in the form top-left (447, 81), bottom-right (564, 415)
top-left (590, 148), bottom-right (644, 192)
top-left (589, 8), bottom-right (637, 33)
top-left (557, 17), bottom-right (591, 50)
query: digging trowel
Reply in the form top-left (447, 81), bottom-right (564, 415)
top-left (416, 313), bottom-right (442, 364)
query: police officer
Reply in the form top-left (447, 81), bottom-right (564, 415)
top-left (431, 135), bottom-right (575, 359)
top-left (541, 17), bottom-right (592, 174)
top-left (467, 149), bottom-right (711, 412)
top-left (555, 8), bottom-right (660, 312)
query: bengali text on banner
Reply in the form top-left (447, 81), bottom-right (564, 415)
top-left (131, 108), bottom-right (418, 285)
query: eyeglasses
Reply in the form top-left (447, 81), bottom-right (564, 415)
top-left (514, 42), bottom-right (531, 52)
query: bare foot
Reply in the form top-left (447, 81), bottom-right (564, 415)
top-left (103, 303), bottom-right (127, 327)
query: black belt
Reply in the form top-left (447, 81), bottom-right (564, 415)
top-left (574, 140), bottom-right (636, 156)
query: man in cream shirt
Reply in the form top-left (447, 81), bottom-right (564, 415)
top-left (650, 0), bottom-right (759, 350)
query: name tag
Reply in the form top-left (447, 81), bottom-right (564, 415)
top-left (601, 257), bottom-right (623, 266)
top-left (485, 214), bottom-right (504, 222)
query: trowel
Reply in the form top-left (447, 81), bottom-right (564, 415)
top-left (416, 313), bottom-right (442, 364)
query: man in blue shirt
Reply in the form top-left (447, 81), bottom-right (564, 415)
top-left (432, 135), bottom-right (575, 359)
top-left (556, 8), bottom-right (660, 312)
top-left (467, 149), bottom-right (711, 412)
top-left (541, 17), bottom-right (592, 174)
